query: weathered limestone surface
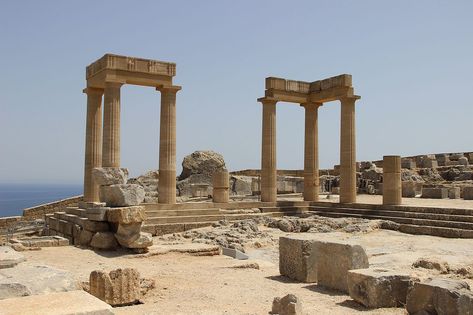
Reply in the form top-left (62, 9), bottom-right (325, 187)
top-left (347, 268), bottom-right (418, 308)
top-left (279, 236), bottom-right (318, 283)
top-left (100, 184), bottom-right (145, 207)
top-left (406, 278), bottom-right (471, 315)
top-left (0, 246), bottom-right (25, 269)
top-left (93, 167), bottom-right (128, 186)
top-left (316, 240), bottom-right (369, 292)
top-left (90, 232), bottom-right (118, 250)
top-left (89, 268), bottom-right (140, 306)
top-left (86, 206), bottom-right (109, 221)
top-left (421, 187), bottom-right (448, 199)
top-left (0, 290), bottom-right (113, 315)
top-left (0, 265), bottom-right (78, 300)
top-left (106, 206), bottom-right (146, 224)
top-left (271, 294), bottom-right (304, 315)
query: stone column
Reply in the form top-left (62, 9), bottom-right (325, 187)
top-left (102, 82), bottom-right (122, 168)
top-left (259, 98), bottom-right (277, 202)
top-left (213, 169), bottom-right (229, 203)
top-left (302, 102), bottom-right (322, 201)
top-left (383, 155), bottom-right (402, 205)
top-left (339, 97), bottom-right (358, 203)
top-left (83, 87), bottom-right (104, 202)
top-left (157, 85), bottom-right (181, 204)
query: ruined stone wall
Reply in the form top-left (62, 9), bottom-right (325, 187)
top-left (22, 195), bottom-right (83, 219)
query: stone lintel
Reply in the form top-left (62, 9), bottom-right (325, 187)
top-left (264, 89), bottom-right (309, 104)
top-left (87, 69), bottom-right (173, 89)
top-left (309, 86), bottom-right (359, 103)
top-left (86, 53), bottom-right (176, 79)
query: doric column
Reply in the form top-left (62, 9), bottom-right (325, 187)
top-left (83, 87), bottom-right (104, 202)
top-left (157, 85), bottom-right (181, 204)
top-left (339, 97), bottom-right (358, 203)
top-left (302, 102), bottom-right (322, 201)
top-left (102, 82), bottom-right (122, 168)
top-left (259, 98), bottom-right (277, 202)
top-left (383, 155), bottom-right (402, 205)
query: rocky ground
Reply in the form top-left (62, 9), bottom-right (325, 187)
top-left (7, 213), bottom-right (473, 314)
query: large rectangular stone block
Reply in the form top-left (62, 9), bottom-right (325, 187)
top-left (279, 236), bottom-right (318, 283)
top-left (421, 187), bottom-right (448, 199)
top-left (449, 187), bottom-right (461, 199)
top-left (315, 241), bottom-right (369, 292)
top-left (464, 187), bottom-right (473, 200)
top-left (347, 268), bottom-right (418, 308)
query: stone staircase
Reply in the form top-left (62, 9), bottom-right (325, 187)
top-left (307, 203), bottom-right (473, 238)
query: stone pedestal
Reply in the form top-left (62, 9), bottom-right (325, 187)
top-left (102, 82), bottom-right (122, 168)
top-left (213, 169), bottom-right (229, 203)
top-left (383, 155), bottom-right (402, 205)
top-left (157, 86), bottom-right (181, 204)
top-left (260, 98), bottom-right (277, 202)
top-left (83, 88), bottom-right (104, 203)
top-left (340, 97), bottom-right (357, 203)
top-left (302, 103), bottom-right (321, 201)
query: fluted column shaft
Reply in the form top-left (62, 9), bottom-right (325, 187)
top-left (102, 82), bottom-right (122, 168)
top-left (260, 99), bottom-right (277, 202)
top-left (383, 155), bottom-right (402, 205)
top-left (83, 88), bottom-right (104, 202)
top-left (157, 86), bottom-right (181, 204)
top-left (303, 103), bottom-right (321, 201)
top-left (340, 97), bottom-right (357, 203)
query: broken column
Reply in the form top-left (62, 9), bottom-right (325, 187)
top-left (212, 169), bottom-right (229, 203)
top-left (89, 268), bottom-right (140, 306)
top-left (383, 155), bottom-right (401, 205)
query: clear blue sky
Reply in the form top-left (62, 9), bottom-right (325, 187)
top-left (1, 1), bottom-right (472, 184)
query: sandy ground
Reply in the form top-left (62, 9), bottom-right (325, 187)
top-left (21, 225), bottom-right (473, 315)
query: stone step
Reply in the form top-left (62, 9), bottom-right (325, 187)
top-left (310, 205), bottom-right (473, 223)
top-left (312, 211), bottom-right (473, 238)
top-left (65, 207), bottom-right (87, 218)
top-left (146, 214), bottom-right (225, 224)
top-left (260, 206), bottom-right (309, 213)
top-left (146, 208), bottom-right (221, 217)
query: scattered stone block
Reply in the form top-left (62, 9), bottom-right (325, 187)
top-left (449, 187), bottom-right (461, 199)
top-left (316, 240), bottom-right (369, 292)
top-left (0, 290), bottom-right (113, 315)
top-left (90, 232), bottom-right (118, 250)
top-left (279, 236), bottom-right (318, 283)
top-left (86, 207), bottom-right (109, 221)
top-left (413, 257), bottom-right (450, 274)
top-left (100, 184), bottom-right (145, 207)
top-left (347, 268), bottom-right (418, 308)
top-left (222, 247), bottom-right (249, 260)
top-left (402, 181), bottom-right (416, 198)
top-left (421, 187), bottom-right (448, 199)
top-left (406, 278), bottom-right (471, 315)
top-left (271, 294), bottom-right (303, 315)
top-left (0, 264), bottom-right (78, 300)
top-left (401, 159), bottom-right (416, 169)
top-left (89, 268), bottom-right (140, 306)
top-left (106, 206), bottom-right (146, 224)
top-left (422, 158), bottom-right (438, 168)
top-left (459, 156), bottom-right (469, 166)
top-left (0, 246), bottom-right (25, 269)
top-left (464, 187), bottom-right (473, 200)
top-left (92, 167), bottom-right (128, 185)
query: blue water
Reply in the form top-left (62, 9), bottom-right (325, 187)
top-left (0, 184), bottom-right (82, 217)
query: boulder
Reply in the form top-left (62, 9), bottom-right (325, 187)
top-left (89, 268), bottom-right (140, 306)
top-left (0, 246), bottom-right (25, 269)
top-left (271, 294), bottom-right (304, 315)
top-left (315, 240), bottom-right (369, 292)
top-left (0, 265), bottom-right (78, 300)
top-left (114, 223), bottom-right (142, 246)
top-left (90, 232), bottom-right (118, 250)
top-left (106, 206), bottom-right (146, 224)
top-left (279, 236), bottom-right (318, 283)
top-left (406, 278), bottom-right (471, 315)
top-left (100, 184), bottom-right (145, 207)
top-left (179, 150), bottom-right (226, 180)
top-left (124, 232), bottom-right (153, 249)
top-left (0, 290), bottom-right (113, 315)
top-left (92, 167), bottom-right (128, 185)
top-left (347, 268), bottom-right (418, 308)
top-left (78, 229), bottom-right (94, 246)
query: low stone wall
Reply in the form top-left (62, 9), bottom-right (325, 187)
top-left (22, 195), bottom-right (83, 219)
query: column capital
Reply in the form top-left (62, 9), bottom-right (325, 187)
top-left (104, 81), bottom-right (124, 89)
top-left (156, 85), bottom-right (182, 93)
top-left (257, 97), bottom-right (277, 106)
top-left (300, 102), bottom-right (323, 109)
top-left (340, 95), bottom-right (361, 103)
top-left (83, 87), bottom-right (104, 95)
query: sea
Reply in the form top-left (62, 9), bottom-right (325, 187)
top-left (0, 183), bottom-right (82, 217)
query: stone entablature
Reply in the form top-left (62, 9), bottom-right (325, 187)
top-left (86, 54), bottom-right (176, 79)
